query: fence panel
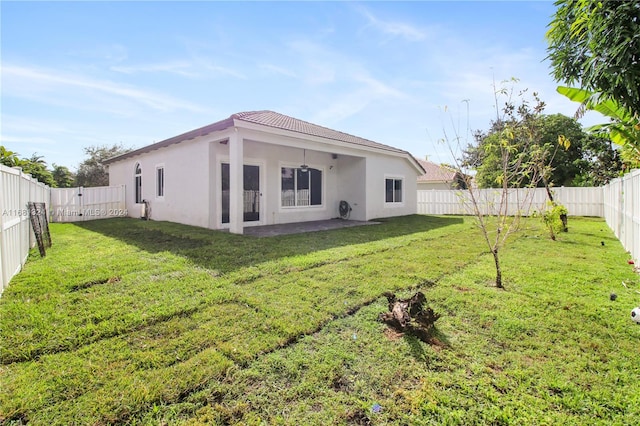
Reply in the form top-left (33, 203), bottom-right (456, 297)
top-left (49, 187), bottom-right (82, 222)
top-left (417, 176), bottom-right (637, 265)
top-left (417, 187), bottom-right (604, 217)
top-left (604, 169), bottom-right (639, 265)
top-left (554, 187), bottom-right (604, 217)
top-left (50, 186), bottom-right (126, 222)
top-left (0, 165), bottom-right (51, 294)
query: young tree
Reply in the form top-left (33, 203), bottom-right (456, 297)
top-left (444, 81), bottom-right (559, 288)
top-left (76, 144), bottom-right (131, 187)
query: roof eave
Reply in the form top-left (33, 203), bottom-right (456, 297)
top-left (233, 119), bottom-right (424, 174)
top-left (103, 117), bottom-right (235, 165)
top-left (103, 111), bottom-right (422, 172)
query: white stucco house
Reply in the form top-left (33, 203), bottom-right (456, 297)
top-left (104, 111), bottom-right (424, 234)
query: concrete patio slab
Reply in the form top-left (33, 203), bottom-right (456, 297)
top-left (243, 219), bottom-right (380, 237)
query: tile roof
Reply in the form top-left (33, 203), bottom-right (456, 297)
top-left (233, 111), bottom-right (408, 154)
top-left (104, 110), bottom-right (414, 164)
top-left (417, 159), bottom-right (458, 182)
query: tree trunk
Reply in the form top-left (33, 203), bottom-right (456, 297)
top-left (560, 213), bottom-right (568, 232)
top-left (544, 180), bottom-right (555, 203)
top-left (492, 248), bottom-right (503, 289)
top-left (543, 175), bottom-right (568, 232)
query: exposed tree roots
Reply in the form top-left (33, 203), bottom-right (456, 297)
top-left (378, 291), bottom-right (440, 343)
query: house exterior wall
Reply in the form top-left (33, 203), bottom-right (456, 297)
top-left (335, 156), bottom-right (367, 221)
top-left (107, 135), bottom-right (213, 228)
top-left (108, 126), bottom-right (420, 230)
top-left (365, 152), bottom-right (418, 220)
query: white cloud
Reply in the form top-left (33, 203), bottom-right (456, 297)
top-left (110, 56), bottom-right (245, 80)
top-left (353, 72), bottom-right (407, 100)
top-left (259, 63), bottom-right (298, 78)
top-left (357, 6), bottom-right (429, 42)
top-left (196, 58), bottom-right (246, 80)
top-left (281, 36), bottom-right (411, 125)
top-left (312, 70), bottom-right (408, 125)
top-left (111, 61), bottom-right (199, 78)
top-left (287, 40), bottom-right (337, 85)
top-left (68, 44), bottom-right (129, 63)
top-left (3, 64), bottom-right (212, 114)
top-left (0, 135), bottom-right (56, 145)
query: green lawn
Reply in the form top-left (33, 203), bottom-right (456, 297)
top-left (0, 215), bottom-right (639, 425)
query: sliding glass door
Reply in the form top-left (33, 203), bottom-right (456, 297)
top-left (221, 163), bottom-right (261, 224)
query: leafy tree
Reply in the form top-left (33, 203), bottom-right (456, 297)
top-left (572, 135), bottom-right (623, 186)
top-left (2, 148), bottom-right (83, 188)
top-left (466, 113), bottom-right (586, 189)
top-left (0, 146), bottom-right (21, 167)
top-left (51, 164), bottom-right (76, 188)
top-left (2, 148), bottom-right (55, 185)
top-left (76, 144), bottom-right (131, 187)
top-left (535, 114), bottom-right (584, 186)
top-left (547, 1), bottom-right (640, 170)
top-left (546, 0), bottom-right (640, 115)
top-left (557, 86), bottom-right (640, 169)
top-left (20, 154), bottom-right (56, 187)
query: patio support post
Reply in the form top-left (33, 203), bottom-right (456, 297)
top-left (229, 128), bottom-right (244, 234)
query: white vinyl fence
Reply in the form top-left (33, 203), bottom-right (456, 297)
top-left (418, 172), bottom-right (639, 264)
top-left (603, 169), bottom-right (640, 266)
top-left (0, 165), bottom-right (50, 294)
top-left (50, 185), bottom-right (126, 222)
top-left (1, 164), bottom-right (127, 293)
top-left (417, 186), bottom-right (604, 217)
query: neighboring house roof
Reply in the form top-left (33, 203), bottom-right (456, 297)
top-left (417, 159), bottom-right (458, 183)
top-left (104, 111), bottom-right (423, 170)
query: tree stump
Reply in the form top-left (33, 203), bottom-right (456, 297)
top-left (378, 291), bottom-right (440, 342)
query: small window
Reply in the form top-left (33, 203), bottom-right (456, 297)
top-left (156, 166), bottom-right (164, 198)
top-left (385, 178), bottom-right (403, 203)
top-left (281, 167), bottom-right (322, 207)
top-left (134, 163), bottom-right (142, 203)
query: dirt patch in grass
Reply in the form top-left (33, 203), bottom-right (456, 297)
top-left (70, 276), bottom-right (120, 291)
top-left (331, 374), bottom-right (352, 392)
top-left (345, 408), bottom-right (372, 425)
top-left (383, 327), bottom-right (404, 341)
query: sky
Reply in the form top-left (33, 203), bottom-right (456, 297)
top-left (1, 1), bottom-right (604, 171)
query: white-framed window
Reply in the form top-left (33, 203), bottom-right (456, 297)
top-left (134, 163), bottom-right (142, 203)
top-left (156, 165), bottom-right (164, 198)
top-left (385, 177), bottom-right (403, 203)
top-left (281, 166), bottom-right (323, 207)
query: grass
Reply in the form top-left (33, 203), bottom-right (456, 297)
top-left (0, 215), bottom-right (639, 425)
